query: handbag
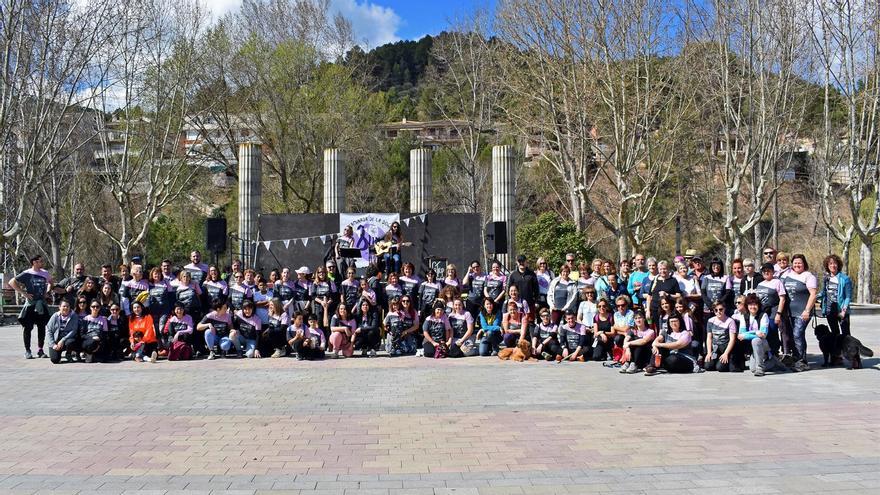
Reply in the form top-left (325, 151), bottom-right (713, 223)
top-left (434, 342), bottom-right (448, 359)
top-left (612, 344), bottom-right (624, 363)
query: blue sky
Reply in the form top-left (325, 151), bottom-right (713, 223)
top-left (206, 0), bottom-right (492, 47)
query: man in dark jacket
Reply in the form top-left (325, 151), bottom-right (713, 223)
top-left (509, 255), bottom-right (540, 313)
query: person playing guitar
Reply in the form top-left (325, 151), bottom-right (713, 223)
top-left (375, 222), bottom-right (411, 274)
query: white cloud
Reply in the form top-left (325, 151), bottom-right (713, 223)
top-left (201, 0), bottom-right (400, 47)
top-left (332, 0), bottom-right (401, 48)
top-left (203, 0), bottom-right (242, 19)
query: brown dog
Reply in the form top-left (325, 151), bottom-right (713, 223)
top-left (498, 340), bottom-right (533, 362)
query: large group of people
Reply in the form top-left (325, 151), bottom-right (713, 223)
top-left (8, 232), bottom-right (858, 376)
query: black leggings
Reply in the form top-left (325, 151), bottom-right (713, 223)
top-left (48, 340), bottom-right (77, 364)
top-left (629, 343), bottom-right (652, 369)
top-left (354, 328), bottom-right (381, 351)
top-left (705, 341), bottom-right (747, 372)
top-left (592, 334), bottom-right (625, 361)
top-left (537, 340), bottom-right (562, 359)
top-left (663, 353), bottom-right (695, 373)
top-left (20, 308), bottom-right (48, 351)
top-left (292, 340), bottom-right (324, 360)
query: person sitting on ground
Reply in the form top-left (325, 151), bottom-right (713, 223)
top-left (79, 300), bottom-right (106, 363)
top-left (645, 313), bottom-right (700, 375)
top-left (422, 302), bottom-right (453, 358)
top-left (324, 300), bottom-right (355, 359)
top-left (199, 298), bottom-right (235, 359)
top-left (532, 308), bottom-right (562, 361)
top-left (619, 311), bottom-right (656, 374)
top-left (448, 298), bottom-right (477, 357)
top-left (234, 300), bottom-right (263, 358)
top-left (737, 294), bottom-right (785, 377)
top-left (705, 299), bottom-right (744, 372)
top-left (501, 299), bottom-right (527, 348)
top-left (46, 300), bottom-right (80, 364)
top-left (559, 310), bottom-right (590, 362)
top-left (265, 298), bottom-right (290, 358)
top-left (477, 298), bottom-right (502, 356)
top-left (290, 313), bottom-right (326, 360)
top-left (353, 299), bottom-right (381, 357)
top-left (128, 301), bottom-right (157, 362)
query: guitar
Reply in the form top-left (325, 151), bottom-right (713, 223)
top-left (373, 240), bottom-right (412, 256)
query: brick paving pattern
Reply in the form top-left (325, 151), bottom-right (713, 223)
top-left (1, 317), bottom-right (879, 494)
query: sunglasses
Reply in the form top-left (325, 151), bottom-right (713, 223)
top-left (616, 303), bottom-right (627, 308)
top-left (401, 299), bottom-right (410, 303)
top-left (90, 305), bottom-right (100, 309)
top-left (763, 251), bottom-right (774, 256)
top-left (714, 307), bottom-right (725, 312)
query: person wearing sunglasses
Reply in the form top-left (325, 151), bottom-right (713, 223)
top-left (532, 308), bottom-right (562, 361)
top-left (462, 260), bottom-right (487, 319)
top-left (102, 303), bottom-right (128, 361)
top-left (598, 295), bottom-right (634, 362)
top-left (705, 300), bottom-right (743, 372)
top-left (534, 257), bottom-right (554, 310)
top-left (619, 311), bottom-right (655, 374)
top-left (399, 295), bottom-right (421, 354)
top-left (79, 300), bottom-right (107, 363)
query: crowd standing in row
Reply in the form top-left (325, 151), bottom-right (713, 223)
top-left (9, 236), bottom-right (856, 376)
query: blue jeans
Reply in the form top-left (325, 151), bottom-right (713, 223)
top-left (205, 330), bottom-right (235, 352)
top-left (790, 316), bottom-right (809, 363)
top-left (238, 337), bottom-right (258, 358)
top-left (479, 331), bottom-right (502, 356)
top-left (383, 253), bottom-right (401, 274)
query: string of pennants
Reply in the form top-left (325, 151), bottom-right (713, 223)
top-left (255, 213), bottom-right (428, 251)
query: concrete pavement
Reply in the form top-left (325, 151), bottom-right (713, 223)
top-left (0, 317), bottom-right (879, 495)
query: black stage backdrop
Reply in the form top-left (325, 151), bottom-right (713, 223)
top-left (256, 213), bottom-right (482, 277)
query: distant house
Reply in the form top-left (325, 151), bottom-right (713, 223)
top-left (379, 118), bottom-right (487, 149)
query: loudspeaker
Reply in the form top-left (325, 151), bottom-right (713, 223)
top-left (205, 218), bottom-right (227, 253)
top-left (485, 221), bottom-right (508, 254)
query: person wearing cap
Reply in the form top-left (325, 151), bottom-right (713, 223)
top-left (739, 258), bottom-right (759, 295)
top-left (291, 266), bottom-right (312, 315)
top-left (755, 262), bottom-right (787, 357)
top-left (508, 254), bottom-right (539, 316)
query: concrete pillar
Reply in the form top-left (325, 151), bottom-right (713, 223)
top-left (409, 148), bottom-right (432, 212)
top-left (492, 145), bottom-right (518, 269)
top-left (238, 142), bottom-right (262, 268)
top-left (323, 148), bottom-right (346, 213)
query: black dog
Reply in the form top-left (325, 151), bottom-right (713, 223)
top-left (815, 324), bottom-right (874, 369)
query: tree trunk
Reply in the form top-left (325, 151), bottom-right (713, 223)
top-left (857, 240), bottom-right (873, 303)
top-left (753, 221), bottom-right (762, 259)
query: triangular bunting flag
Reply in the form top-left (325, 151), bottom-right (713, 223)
top-left (262, 240), bottom-right (272, 250)
top-left (403, 218), bottom-right (411, 226)
top-left (303, 237), bottom-right (309, 247)
top-left (283, 239), bottom-right (290, 249)
top-left (419, 214), bottom-right (426, 222)
top-left (320, 235), bottom-right (327, 243)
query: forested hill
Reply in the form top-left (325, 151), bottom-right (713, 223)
top-left (345, 35), bottom-right (438, 93)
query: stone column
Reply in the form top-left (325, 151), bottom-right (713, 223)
top-left (238, 142), bottom-right (262, 268)
top-left (492, 145), bottom-right (518, 269)
top-left (323, 148), bottom-right (346, 213)
top-left (409, 148), bottom-right (432, 212)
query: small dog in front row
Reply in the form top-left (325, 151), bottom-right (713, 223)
top-left (814, 324), bottom-right (874, 369)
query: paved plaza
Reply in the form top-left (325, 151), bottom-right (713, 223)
top-left (0, 317), bottom-right (879, 495)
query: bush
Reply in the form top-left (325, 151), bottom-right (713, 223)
top-left (516, 212), bottom-right (596, 270)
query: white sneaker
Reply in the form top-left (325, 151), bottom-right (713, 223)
top-left (208, 351), bottom-right (216, 360)
top-left (415, 349), bottom-right (424, 357)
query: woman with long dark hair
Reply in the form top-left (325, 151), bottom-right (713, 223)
top-left (382, 221), bottom-right (404, 274)
top-left (821, 254), bottom-right (853, 365)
